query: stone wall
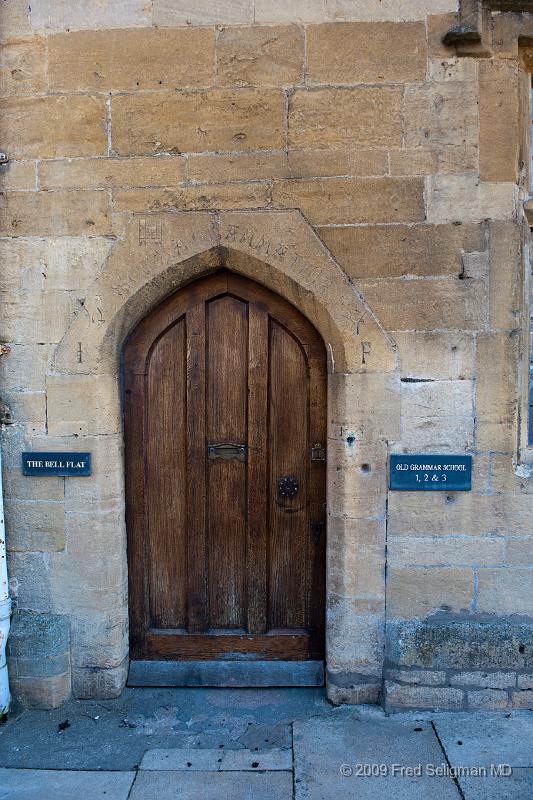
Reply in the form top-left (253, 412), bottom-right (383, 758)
top-left (1, 0), bottom-right (533, 711)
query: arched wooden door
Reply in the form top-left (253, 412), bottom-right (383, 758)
top-left (124, 271), bottom-right (327, 686)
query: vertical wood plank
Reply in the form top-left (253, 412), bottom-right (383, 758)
top-left (268, 320), bottom-right (308, 630)
top-left (246, 302), bottom-right (269, 633)
top-left (206, 295), bottom-right (248, 629)
top-left (307, 346), bottom-right (328, 657)
top-left (124, 370), bottom-right (149, 657)
top-left (186, 301), bottom-right (208, 632)
top-left (146, 320), bottom-right (187, 629)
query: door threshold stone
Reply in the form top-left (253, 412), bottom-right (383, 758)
top-left (128, 659), bottom-right (324, 687)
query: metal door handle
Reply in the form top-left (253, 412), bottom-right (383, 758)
top-left (207, 443), bottom-right (247, 461)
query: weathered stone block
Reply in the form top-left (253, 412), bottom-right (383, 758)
top-left (477, 569), bottom-right (533, 616)
top-left (326, 610), bottom-right (384, 674)
top-left (403, 79), bottom-right (478, 150)
top-left (512, 690), bottom-right (533, 709)
top-left (48, 28), bottom-right (215, 92)
top-left (467, 689), bottom-right (509, 710)
top-left (273, 177), bottom-right (424, 225)
top-left (216, 25), bottom-right (303, 87)
top-left (328, 439), bottom-right (387, 520)
top-left (450, 671), bottom-right (516, 689)
top-left (0, 0), bottom-right (32, 39)
top-left (40, 156), bottom-right (186, 191)
top-left (357, 277), bottom-right (486, 331)
top-left (479, 60), bottom-right (519, 183)
top-left (505, 539), bottom-right (533, 565)
top-left (46, 375), bottom-right (121, 436)
top-left (327, 515), bottom-right (385, 606)
top-left (1, 289), bottom-right (77, 344)
top-left (289, 88), bottom-right (401, 150)
top-left (393, 332), bottom-right (475, 380)
top-left (0, 190), bottom-right (111, 236)
top-left (328, 372), bottom-right (400, 441)
top-left (10, 673), bottom-right (71, 709)
top-left (0, 160), bottom-right (36, 191)
top-left (385, 682), bottom-right (464, 710)
top-left (254, 0), bottom-right (325, 23)
top-left (0, 37), bottom-right (45, 96)
top-left (2, 470), bottom-right (64, 503)
top-left (5, 499), bottom-right (65, 552)
top-left (6, 390), bottom-right (47, 435)
top-left (387, 536), bottom-right (505, 568)
top-left (387, 567), bottom-right (473, 618)
top-left (7, 610), bottom-right (71, 709)
top-left (327, 676), bottom-right (380, 705)
top-left (0, 96), bottom-right (107, 159)
top-left (389, 149), bottom-right (437, 176)
top-left (72, 659), bottom-right (128, 699)
top-left (385, 618), bottom-right (533, 670)
top-left (399, 379), bottom-right (474, 451)
top-left (385, 669), bottom-right (446, 685)
top-left (112, 183), bottom-right (270, 215)
top-left (0, 236), bottom-right (113, 293)
top-left (399, 415), bottom-right (474, 452)
top-left (153, 0), bottom-right (253, 25)
top-left (188, 152), bottom-right (289, 183)
top-left (488, 221), bottom-right (522, 331)
top-left (30, 0), bottom-right (151, 30)
top-left (476, 332), bottom-right (519, 424)
top-left (518, 674), bottom-right (533, 689)
top-left (427, 175), bottom-right (518, 224)
top-left (306, 22), bottom-right (427, 84)
top-left (318, 223), bottom-right (484, 279)
top-left (288, 149), bottom-right (387, 178)
top-left (388, 493), bottom-right (533, 537)
top-left (402, 379), bottom-right (473, 419)
top-left (112, 90), bottom-right (285, 155)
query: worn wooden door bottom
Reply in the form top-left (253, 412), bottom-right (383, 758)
top-left (127, 660), bottom-right (325, 687)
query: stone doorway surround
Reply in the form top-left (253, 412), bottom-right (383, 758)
top-left (52, 209), bottom-right (399, 703)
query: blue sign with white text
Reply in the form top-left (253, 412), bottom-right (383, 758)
top-left (22, 452), bottom-right (92, 477)
top-left (389, 454), bottom-right (472, 491)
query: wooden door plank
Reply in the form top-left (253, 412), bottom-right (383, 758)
top-left (186, 301), bottom-right (208, 632)
top-left (307, 347), bottom-right (328, 658)
top-left (268, 320), bottom-right (308, 631)
top-left (246, 302), bottom-right (269, 633)
top-left (206, 295), bottom-right (248, 629)
top-left (146, 319), bottom-right (188, 629)
top-left (124, 371), bottom-right (149, 657)
top-left (143, 631), bottom-right (312, 660)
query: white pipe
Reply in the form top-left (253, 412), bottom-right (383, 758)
top-left (0, 343), bottom-right (11, 715)
top-left (0, 442), bottom-right (11, 716)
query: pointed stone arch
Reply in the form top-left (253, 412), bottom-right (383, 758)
top-left (49, 209), bottom-right (400, 704)
top-left (53, 210), bottom-right (397, 377)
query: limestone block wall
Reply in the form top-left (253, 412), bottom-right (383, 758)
top-left (0, 0), bottom-right (532, 710)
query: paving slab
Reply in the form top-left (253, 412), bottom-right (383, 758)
top-left (0, 687), bottom-right (328, 770)
top-left (456, 767), bottom-right (533, 800)
top-left (294, 711), bottom-right (461, 799)
top-left (221, 747), bottom-right (292, 770)
top-left (432, 712), bottom-right (533, 800)
top-left (129, 769), bottom-right (293, 799)
top-left (140, 747), bottom-right (224, 770)
top-left (0, 768), bottom-right (134, 800)
top-left (433, 712), bottom-right (533, 767)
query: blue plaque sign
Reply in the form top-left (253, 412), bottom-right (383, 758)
top-left (22, 452), bottom-right (91, 477)
top-left (390, 454), bottom-right (472, 491)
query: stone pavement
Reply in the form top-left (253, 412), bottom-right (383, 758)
top-left (0, 688), bottom-right (531, 799)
